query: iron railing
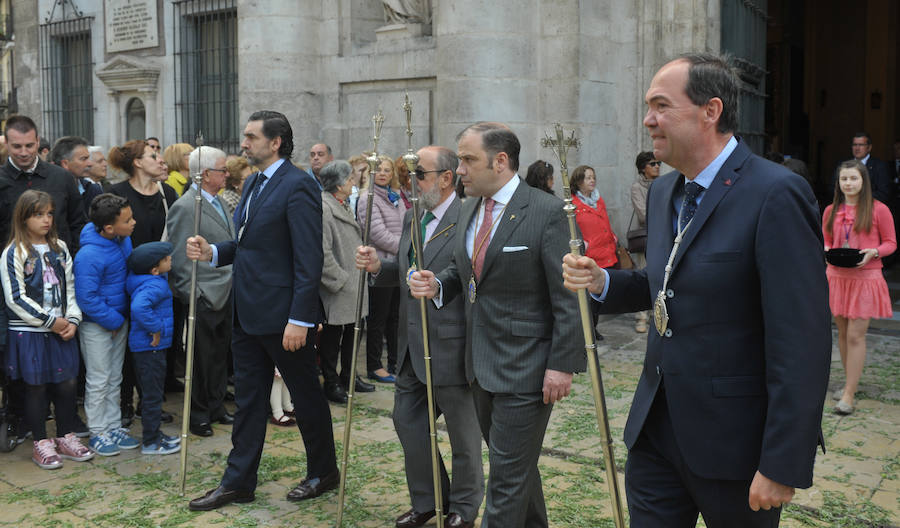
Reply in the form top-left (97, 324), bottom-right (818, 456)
top-left (39, 16), bottom-right (94, 142)
top-left (173, 0), bottom-right (238, 153)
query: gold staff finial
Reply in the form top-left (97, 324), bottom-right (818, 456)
top-left (540, 123), bottom-right (579, 171)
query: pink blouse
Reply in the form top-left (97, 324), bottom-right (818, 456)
top-left (822, 200), bottom-right (897, 270)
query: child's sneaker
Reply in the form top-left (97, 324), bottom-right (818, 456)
top-left (141, 439), bottom-right (180, 455)
top-left (32, 439), bottom-right (63, 469)
top-left (54, 433), bottom-right (94, 462)
top-left (72, 416), bottom-right (90, 438)
top-left (108, 427), bottom-right (140, 450)
top-left (160, 433), bottom-right (181, 445)
top-left (89, 433), bottom-right (120, 457)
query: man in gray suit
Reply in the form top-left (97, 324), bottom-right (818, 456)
top-left (167, 146), bottom-right (235, 437)
top-left (358, 146), bottom-right (484, 528)
top-left (409, 124), bottom-right (584, 528)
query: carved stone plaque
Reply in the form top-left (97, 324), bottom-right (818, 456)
top-left (106, 0), bottom-right (159, 53)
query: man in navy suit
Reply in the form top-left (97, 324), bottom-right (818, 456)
top-left (563, 53), bottom-right (830, 526)
top-left (831, 133), bottom-right (896, 205)
top-left (187, 111), bottom-right (338, 510)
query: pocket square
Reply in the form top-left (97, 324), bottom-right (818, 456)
top-left (502, 246), bottom-right (529, 252)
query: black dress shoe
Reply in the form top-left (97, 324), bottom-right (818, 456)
top-left (286, 470), bottom-right (339, 501)
top-left (324, 383), bottom-right (348, 404)
top-left (216, 412), bottom-right (235, 425)
top-left (343, 376), bottom-right (375, 393)
top-left (160, 411), bottom-right (174, 424)
top-left (395, 508), bottom-right (436, 528)
top-left (444, 512), bottom-right (474, 528)
top-left (188, 485), bottom-right (254, 511)
top-left (190, 422), bottom-right (213, 437)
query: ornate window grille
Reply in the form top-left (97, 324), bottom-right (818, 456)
top-left (39, 10), bottom-right (94, 142)
top-left (173, 0), bottom-right (238, 153)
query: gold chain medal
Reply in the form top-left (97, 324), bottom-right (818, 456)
top-left (653, 290), bottom-right (668, 336)
top-left (467, 276), bottom-right (477, 303)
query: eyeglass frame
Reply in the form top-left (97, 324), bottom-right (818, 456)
top-left (647, 161), bottom-right (662, 167)
top-left (413, 168), bottom-right (450, 180)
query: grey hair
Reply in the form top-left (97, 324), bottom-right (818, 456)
top-left (320, 160), bottom-right (353, 193)
top-left (188, 146), bottom-right (227, 175)
top-left (87, 145), bottom-right (104, 156)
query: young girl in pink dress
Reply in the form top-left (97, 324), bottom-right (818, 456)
top-left (823, 160), bottom-right (896, 415)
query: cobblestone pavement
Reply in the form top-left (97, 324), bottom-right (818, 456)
top-left (0, 314), bottom-right (897, 527)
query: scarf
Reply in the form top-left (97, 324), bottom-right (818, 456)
top-left (379, 184), bottom-right (400, 206)
top-left (576, 188), bottom-right (601, 208)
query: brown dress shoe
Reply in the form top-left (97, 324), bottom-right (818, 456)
top-left (286, 469), bottom-right (339, 501)
top-left (395, 508), bottom-right (436, 528)
top-left (188, 486), bottom-right (254, 511)
top-left (444, 512), bottom-right (474, 528)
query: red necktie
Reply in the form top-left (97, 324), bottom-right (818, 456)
top-left (473, 198), bottom-right (495, 280)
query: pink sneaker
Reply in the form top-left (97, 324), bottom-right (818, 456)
top-left (32, 439), bottom-right (63, 469)
top-left (55, 433), bottom-right (94, 462)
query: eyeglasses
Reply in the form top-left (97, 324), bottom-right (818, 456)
top-left (414, 168), bottom-right (447, 180)
top-left (148, 144), bottom-right (161, 151)
top-left (647, 161), bottom-right (662, 167)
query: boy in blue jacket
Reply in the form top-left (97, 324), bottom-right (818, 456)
top-left (126, 241), bottom-right (179, 455)
top-left (74, 194), bottom-right (141, 456)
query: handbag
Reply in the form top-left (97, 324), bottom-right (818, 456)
top-left (614, 242), bottom-right (634, 270)
top-left (626, 211), bottom-right (647, 253)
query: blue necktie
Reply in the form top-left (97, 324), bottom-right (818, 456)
top-left (211, 197), bottom-right (228, 224)
top-left (680, 181), bottom-right (703, 232)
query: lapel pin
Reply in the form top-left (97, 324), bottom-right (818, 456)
top-left (724, 179), bottom-right (732, 186)
top-left (510, 214), bottom-right (516, 220)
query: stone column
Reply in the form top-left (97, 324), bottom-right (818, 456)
top-left (143, 90), bottom-right (158, 140)
top-left (236, 0), bottom-right (321, 158)
top-left (108, 92), bottom-right (120, 147)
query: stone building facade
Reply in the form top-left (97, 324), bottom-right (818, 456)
top-left (10, 0), bottom-right (757, 236)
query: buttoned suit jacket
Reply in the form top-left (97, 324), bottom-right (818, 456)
top-left (216, 161), bottom-right (324, 334)
top-left (436, 179), bottom-right (585, 393)
top-left (597, 140), bottom-right (831, 488)
top-left (375, 196), bottom-right (467, 386)
top-left (167, 186), bottom-right (234, 311)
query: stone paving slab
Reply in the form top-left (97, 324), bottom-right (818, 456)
top-left (0, 315), bottom-right (898, 527)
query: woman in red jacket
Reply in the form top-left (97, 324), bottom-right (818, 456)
top-left (571, 165), bottom-right (618, 268)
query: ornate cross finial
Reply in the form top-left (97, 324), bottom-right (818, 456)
top-left (402, 93), bottom-right (418, 173)
top-left (192, 131), bottom-right (205, 186)
top-left (372, 110), bottom-right (385, 154)
top-left (540, 123), bottom-right (579, 171)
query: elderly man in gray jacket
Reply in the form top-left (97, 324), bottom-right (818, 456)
top-left (167, 146), bottom-right (235, 437)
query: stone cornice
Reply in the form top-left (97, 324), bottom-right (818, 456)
top-left (95, 56), bottom-right (160, 93)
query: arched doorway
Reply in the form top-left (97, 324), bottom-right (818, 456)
top-left (126, 97), bottom-right (146, 141)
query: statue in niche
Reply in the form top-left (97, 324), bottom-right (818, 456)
top-left (382, 0), bottom-right (431, 25)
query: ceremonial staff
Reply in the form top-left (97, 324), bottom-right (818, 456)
top-left (336, 110), bottom-right (384, 527)
top-left (400, 93), bottom-right (444, 528)
top-left (179, 132), bottom-right (204, 495)
top-left (542, 124), bottom-right (626, 528)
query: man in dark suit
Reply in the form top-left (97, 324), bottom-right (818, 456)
top-left (831, 132), bottom-right (895, 204)
top-left (167, 146), bottom-right (235, 438)
top-left (409, 124), bottom-right (584, 528)
top-left (0, 115), bottom-right (86, 251)
top-left (186, 111), bottom-right (338, 510)
top-left (564, 53), bottom-right (830, 526)
top-left (358, 146), bottom-right (484, 528)
top-left (50, 136), bottom-right (102, 220)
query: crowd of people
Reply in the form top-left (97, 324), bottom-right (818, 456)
top-left (0, 50), bottom-right (897, 528)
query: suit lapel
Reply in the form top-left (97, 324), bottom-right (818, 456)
top-left (246, 161), bottom-right (288, 227)
top-left (400, 210), bottom-right (413, 272)
top-left (457, 197), bottom-right (479, 279)
top-left (234, 171), bottom-right (259, 231)
top-left (480, 182), bottom-right (529, 279)
top-left (423, 199), bottom-right (458, 268)
top-left (670, 142), bottom-right (750, 272)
